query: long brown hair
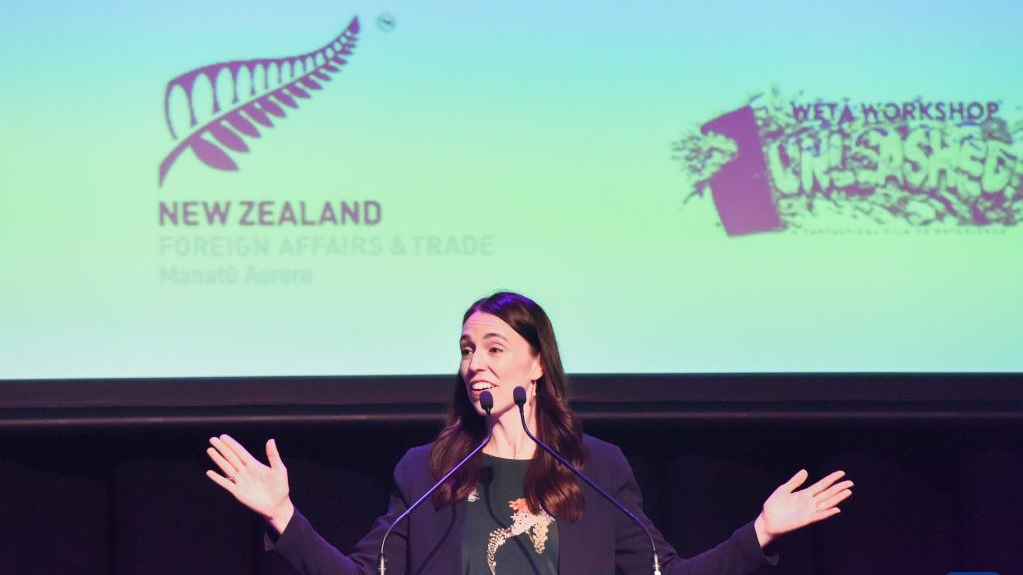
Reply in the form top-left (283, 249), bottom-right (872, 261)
top-left (429, 292), bottom-right (588, 520)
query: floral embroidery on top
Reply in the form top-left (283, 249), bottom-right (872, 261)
top-left (480, 497), bottom-right (554, 575)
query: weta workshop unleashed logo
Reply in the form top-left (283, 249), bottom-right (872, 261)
top-left (673, 90), bottom-right (1023, 236)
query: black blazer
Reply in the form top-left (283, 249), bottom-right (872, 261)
top-left (271, 434), bottom-right (778, 575)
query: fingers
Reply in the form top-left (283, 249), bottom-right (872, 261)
top-left (818, 487), bottom-right (853, 509)
top-left (783, 469), bottom-right (809, 490)
top-left (207, 446), bottom-right (237, 478)
top-left (266, 439), bottom-right (285, 471)
top-left (206, 469), bottom-right (239, 495)
top-left (815, 479), bottom-right (854, 502)
top-left (210, 436), bottom-right (245, 472)
top-left (219, 434), bottom-right (259, 467)
top-left (809, 470), bottom-right (846, 496)
top-left (814, 507), bottom-right (841, 521)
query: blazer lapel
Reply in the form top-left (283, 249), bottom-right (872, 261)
top-left (409, 497), bottom-right (467, 575)
top-left (557, 515), bottom-right (586, 575)
top-left (432, 498), bottom-right (467, 575)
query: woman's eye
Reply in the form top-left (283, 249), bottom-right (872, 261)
top-left (460, 348), bottom-right (472, 357)
top-left (489, 347), bottom-right (503, 354)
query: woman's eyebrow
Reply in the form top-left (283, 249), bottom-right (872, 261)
top-left (459, 333), bottom-right (509, 343)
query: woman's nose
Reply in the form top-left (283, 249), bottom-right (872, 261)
top-left (468, 349), bottom-right (487, 371)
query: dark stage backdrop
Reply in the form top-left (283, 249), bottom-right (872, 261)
top-left (0, 375), bottom-right (1021, 575)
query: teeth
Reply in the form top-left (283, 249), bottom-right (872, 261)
top-left (472, 383), bottom-right (494, 391)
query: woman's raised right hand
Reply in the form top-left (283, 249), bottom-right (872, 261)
top-left (206, 434), bottom-right (295, 534)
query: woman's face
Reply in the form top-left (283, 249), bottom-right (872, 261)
top-left (460, 311), bottom-right (543, 418)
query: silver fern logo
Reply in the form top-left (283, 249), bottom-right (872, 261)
top-left (158, 17), bottom-right (361, 186)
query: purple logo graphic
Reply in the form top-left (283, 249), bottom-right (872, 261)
top-left (698, 106), bottom-right (782, 235)
top-left (158, 17), bottom-right (361, 186)
top-left (675, 90), bottom-right (1023, 235)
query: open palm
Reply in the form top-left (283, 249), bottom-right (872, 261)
top-left (206, 434), bottom-right (293, 526)
top-left (759, 469), bottom-right (853, 543)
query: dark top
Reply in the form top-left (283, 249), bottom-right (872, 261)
top-left (462, 453), bottom-right (559, 575)
top-left (269, 434), bottom-right (779, 575)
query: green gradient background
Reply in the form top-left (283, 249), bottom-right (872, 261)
top-left (1, 0), bottom-right (1020, 378)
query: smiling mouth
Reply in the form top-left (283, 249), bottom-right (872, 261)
top-left (471, 382), bottom-right (495, 391)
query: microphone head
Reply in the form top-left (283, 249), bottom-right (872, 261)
top-left (479, 390), bottom-right (494, 412)
top-left (513, 386), bottom-right (527, 407)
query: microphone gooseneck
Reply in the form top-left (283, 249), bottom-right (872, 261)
top-left (513, 386), bottom-right (662, 575)
top-left (378, 390), bottom-right (494, 575)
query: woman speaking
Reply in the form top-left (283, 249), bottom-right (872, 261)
top-left (205, 292), bottom-right (853, 575)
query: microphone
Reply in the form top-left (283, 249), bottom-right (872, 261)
top-left (513, 386), bottom-right (661, 575)
top-left (378, 390), bottom-right (494, 575)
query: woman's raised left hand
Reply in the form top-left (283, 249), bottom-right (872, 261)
top-left (753, 469), bottom-right (853, 547)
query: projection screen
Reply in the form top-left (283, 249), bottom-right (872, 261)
top-left (2, 0), bottom-right (1020, 380)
